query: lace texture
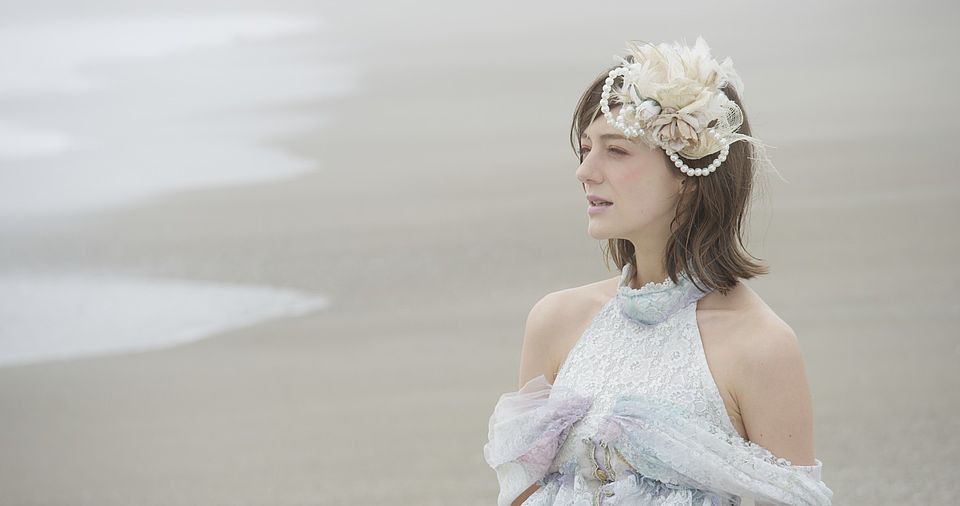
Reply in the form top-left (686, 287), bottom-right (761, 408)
top-left (483, 263), bottom-right (833, 505)
top-left (617, 263), bottom-right (710, 327)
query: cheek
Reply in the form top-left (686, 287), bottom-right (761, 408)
top-left (612, 165), bottom-right (661, 203)
top-left (612, 172), bottom-right (678, 217)
top-left (606, 151), bottom-right (678, 213)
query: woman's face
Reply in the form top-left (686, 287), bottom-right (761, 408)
top-left (576, 108), bottom-right (685, 241)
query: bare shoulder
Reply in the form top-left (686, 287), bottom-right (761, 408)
top-left (518, 274), bottom-right (620, 387)
top-left (697, 281), bottom-right (814, 456)
top-left (717, 285), bottom-right (809, 402)
top-left (698, 280), bottom-right (796, 345)
top-left (721, 284), bottom-right (816, 463)
top-left (699, 281), bottom-right (805, 377)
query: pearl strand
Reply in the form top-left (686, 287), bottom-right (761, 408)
top-left (600, 68), bottom-right (644, 138)
top-left (663, 129), bottom-right (729, 177)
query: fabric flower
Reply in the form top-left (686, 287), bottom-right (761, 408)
top-left (601, 36), bottom-right (759, 161)
top-left (634, 98), bottom-right (661, 123)
top-left (646, 106), bottom-right (708, 152)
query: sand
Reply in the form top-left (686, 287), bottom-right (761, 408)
top-left (1, 0), bottom-right (958, 504)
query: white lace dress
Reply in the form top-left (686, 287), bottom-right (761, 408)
top-left (483, 263), bottom-right (833, 506)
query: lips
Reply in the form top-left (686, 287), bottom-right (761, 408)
top-left (586, 194), bottom-right (613, 205)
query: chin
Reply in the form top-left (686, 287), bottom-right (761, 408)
top-left (586, 224), bottom-right (616, 241)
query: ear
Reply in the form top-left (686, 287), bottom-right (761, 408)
top-left (679, 178), bottom-right (696, 194)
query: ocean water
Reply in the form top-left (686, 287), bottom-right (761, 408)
top-left (0, 272), bottom-right (330, 367)
top-left (0, 12), bottom-right (347, 366)
top-left (0, 13), bottom-right (354, 216)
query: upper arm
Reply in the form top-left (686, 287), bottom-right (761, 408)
top-left (517, 291), bottom-right (566, 389)
top-left (733, 321), bottom-right (818, 466)
top-left (511, 292), bottom-right (571, 504)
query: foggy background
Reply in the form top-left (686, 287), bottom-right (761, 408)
top-left (1, 0), bottom-right (957, 503)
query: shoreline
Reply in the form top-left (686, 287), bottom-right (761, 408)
top-left (1, 1), bottom-right (958, 504)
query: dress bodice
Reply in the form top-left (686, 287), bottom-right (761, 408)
top-left (553, 262), bottom-right (730, 432)
top-left (483, 262), bottom-right (833, 506)
top-left (545, 263), bottom-right (739, 502)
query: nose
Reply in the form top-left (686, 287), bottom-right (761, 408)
top-left (576, 152), bottom-right (603, 186)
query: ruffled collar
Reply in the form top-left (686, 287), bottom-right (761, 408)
top-left (616, 262), bottom-right (711, 327)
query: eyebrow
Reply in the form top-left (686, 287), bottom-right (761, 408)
top-left (579, 133), bottom-right (632, 143)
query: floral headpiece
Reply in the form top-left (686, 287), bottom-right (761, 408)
top-left (599, 36), bottom-right (767, 177)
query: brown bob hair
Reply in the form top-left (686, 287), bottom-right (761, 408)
top-left (569, 64), bottom-right (770, 296)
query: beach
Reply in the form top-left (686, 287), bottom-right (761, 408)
top-left (1, 0), bottom-right (958, 503)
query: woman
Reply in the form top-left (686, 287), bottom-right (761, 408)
top-left (482, 37), bottom-right (833, 506)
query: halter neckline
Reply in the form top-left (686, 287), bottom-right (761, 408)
top-left (616, 262), bottom-right (711, 326)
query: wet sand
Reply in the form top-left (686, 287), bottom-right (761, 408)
top-left (1, 0), bottom-right (958, 504)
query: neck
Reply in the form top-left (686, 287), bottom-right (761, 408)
top-left (626, 239), bottom-right (670, 289)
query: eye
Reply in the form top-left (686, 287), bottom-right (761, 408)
top-left (579, 146), bottom-right (627, 159)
